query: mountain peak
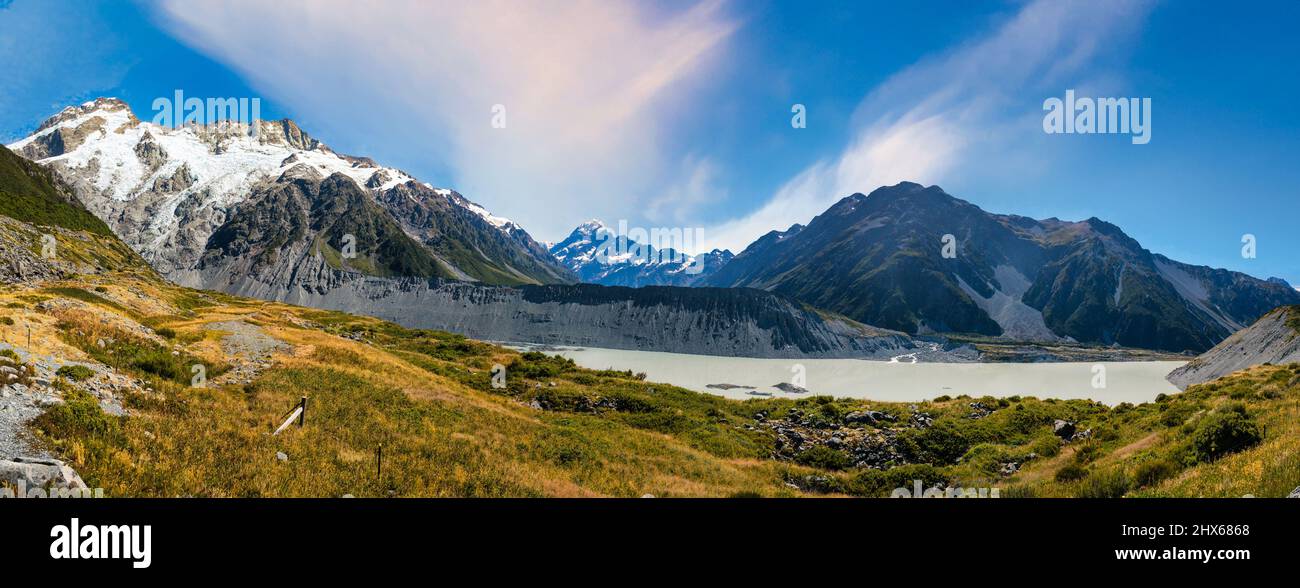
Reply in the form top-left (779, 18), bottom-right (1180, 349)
top-left (35, 97), bottom-right (136, 134)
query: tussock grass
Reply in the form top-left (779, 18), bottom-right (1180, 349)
top-left (17, 273), bottom-right (1300, 498)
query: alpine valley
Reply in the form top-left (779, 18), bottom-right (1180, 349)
top-left (8, 99), bottom-right (1299, 359)
top-left (3, 98), bottom-right (1300, 499)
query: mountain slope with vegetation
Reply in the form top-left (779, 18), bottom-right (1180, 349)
top-left (703, 182), bottom-right (1300, 353)
top-left (0, 144), bottom-right (111, 236)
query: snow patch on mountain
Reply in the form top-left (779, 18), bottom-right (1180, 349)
top-left (6, 98), bottom-right (543, 274)
top-left (549, 220), bottom-right (732, 287)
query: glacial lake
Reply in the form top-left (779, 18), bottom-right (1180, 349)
top-left (534, 346), bottom-right (1186, 406)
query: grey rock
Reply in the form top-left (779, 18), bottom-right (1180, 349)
top-left (0, 457), bottom-right (89, 491)
top-left (1168, 306), bottom-right (1300, 389)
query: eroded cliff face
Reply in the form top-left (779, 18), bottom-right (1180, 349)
top-left (195, 253), bottom-right (926, 358)
top-left (1167, 306), bottom-right (1300, 389)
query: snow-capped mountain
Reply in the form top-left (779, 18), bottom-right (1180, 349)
top-left (8, 98), bottom-right (571, 286)
top-left (550, 220), bottom-right (733, 287)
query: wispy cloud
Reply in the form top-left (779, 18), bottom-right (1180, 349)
top-left (697, 0), bottom-right (1154, 252)
top-left (647, 154), bottom-right (729, 225)
top-left (154, 0), bottom-right (737, 241)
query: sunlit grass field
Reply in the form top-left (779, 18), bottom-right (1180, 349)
top-left (4, 269), bottom-right (1298, 498)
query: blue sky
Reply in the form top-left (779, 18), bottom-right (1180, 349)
top-left (2, 0), bottom-right (1298, 284)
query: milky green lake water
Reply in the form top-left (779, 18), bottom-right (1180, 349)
top-left (541, 346), bottom-right (1185, 405)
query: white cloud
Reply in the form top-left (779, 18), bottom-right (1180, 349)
top-left (697, 0), bottom-right (1153, 253)
top-left (646, 155), bottom-right (728, 225)
top-left (154, 0), bottom-right (736, 241)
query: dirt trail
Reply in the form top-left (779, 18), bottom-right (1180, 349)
top-left (207, 320), bottom-right (288, 386)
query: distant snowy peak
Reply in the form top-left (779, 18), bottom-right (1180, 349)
top-left (549, 220), bottom-right (734, 287)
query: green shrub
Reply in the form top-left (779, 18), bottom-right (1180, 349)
top-left (1055, 463), bottom-right (1088, 482)
top-left (1029, 434), bottom-right (1062, 458)
top-left (1188, 409), bottom-right (1263, 463)
top-left (795, 445), bottom-right (851, 470)
top-left (32, 389), bottom-right (123, 445)
top-left (898, 420), bottom-right (970, 465)
top-left (960, 443), bottom-right (1013, 474)
top-left (845, 464), bottom-right (947, 497)
top-left (1160, 403), bottom-right (1196, 427)
top-left (1077, 470), bottom-right (1130, 498)
top-left (1072, 441), bottom-right (1102, 465)
top-left (56, 365), bottom-right (95, 382)
top-left (508, 352), bottom-right (574, 379)
top-left (999, 484), bottom-right (1037, 498)
top-left (1133, 458), bottom-right (1178, 488)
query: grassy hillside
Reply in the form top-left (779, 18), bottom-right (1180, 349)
top-left (0, 145), bottom-right (112, 236)
top-left (3, 266), bottom-right (1297, 497)
top-left (4, 276), bottom-right (801, 497)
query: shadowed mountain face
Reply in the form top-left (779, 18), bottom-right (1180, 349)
top-left (704, 182), bottom-right (1300, 352)
top-left (200, 167), bottom-right (453, 281)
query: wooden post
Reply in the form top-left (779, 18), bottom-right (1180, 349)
top-left (298, 397), bottom-right (308, 427)
top-left (376, 444), bottom-right (383, 480)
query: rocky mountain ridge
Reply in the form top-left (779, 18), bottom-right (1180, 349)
top-left (550, 219), bottom-right (733, 287)
top-left (1167, 306), bottom-right (1300, 388)
top-left (8, 98), bottom-right (571, 287)
top-left (703, 182), bottom-right (1300, 353)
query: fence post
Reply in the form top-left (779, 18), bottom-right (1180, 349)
top-left (298, 397), bottom-right (308, 427)
top-left (376, 444), bottom-right (383, 481)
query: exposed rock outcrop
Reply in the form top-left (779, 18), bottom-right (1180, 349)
top-left (0, 457), bottom-right (90, 495)
top-left (1167, 306), bottom-right (1300, 389)
top-left (215, 266), bottom-right (929, 359)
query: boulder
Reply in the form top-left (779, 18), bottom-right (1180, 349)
top-left (0, 457), bottom-right (89, 491)
top-left (1053, 420), bottom-right (1077, 439)
top-left (844, 411), bottom-right (878, 425)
